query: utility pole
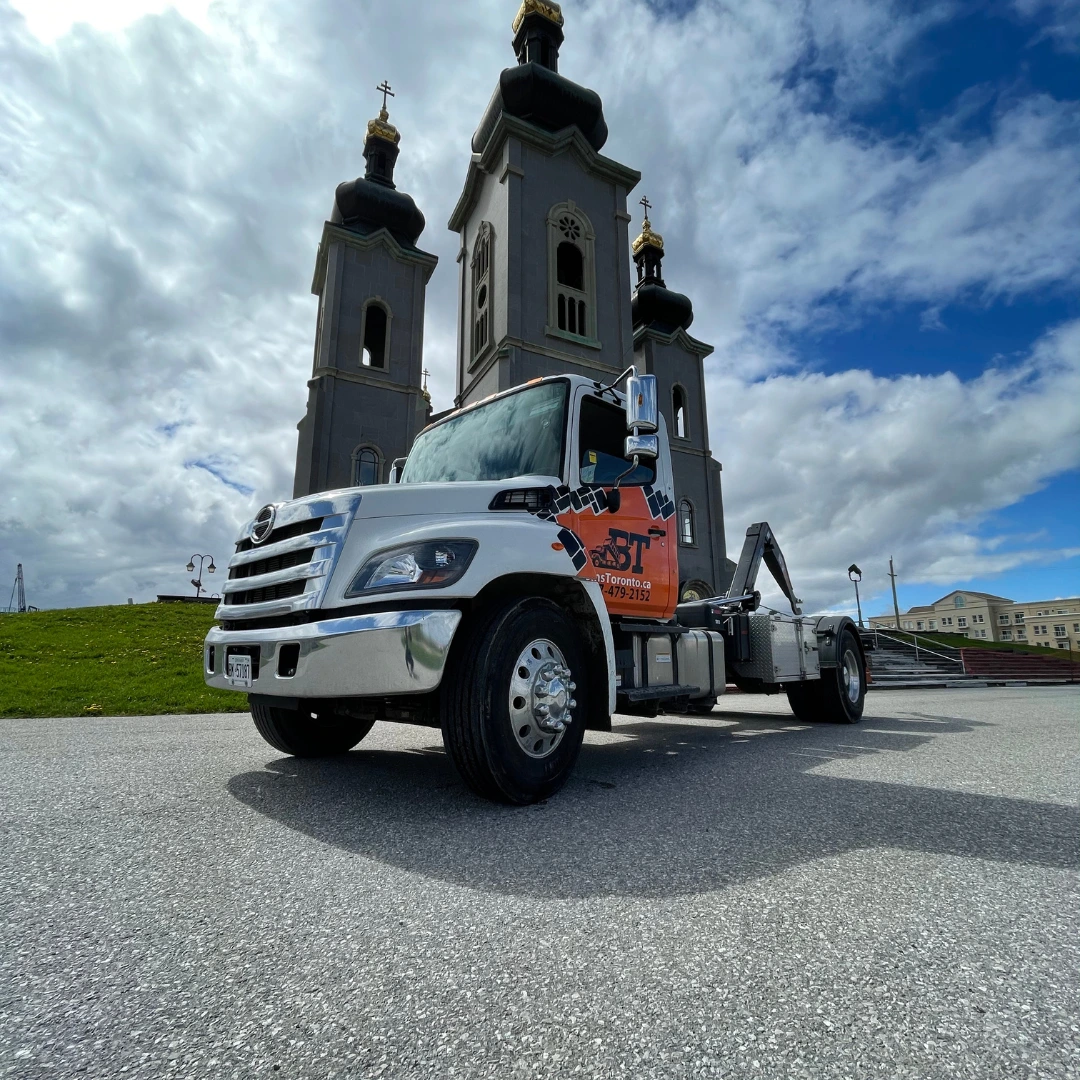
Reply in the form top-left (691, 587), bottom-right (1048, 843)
top-left (16, 564), bottom-right (26, 613)
top-left (888, 557), bottom-right (901, 629)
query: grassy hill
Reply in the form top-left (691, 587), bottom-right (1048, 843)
top-left (885, 629), bottom-right (1078, 658)
top-left (0, 604), bottom-right (248, 719)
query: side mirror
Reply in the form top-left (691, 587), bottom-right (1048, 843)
top-left (625, 433), bottom-right (659, 460)
top-left (626, 374), bottom-right (658, 433)
top-left (388, 457), bottom-right (407, 484)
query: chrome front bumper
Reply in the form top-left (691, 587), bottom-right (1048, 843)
top-left (204, 609), bottom-right (462, 699)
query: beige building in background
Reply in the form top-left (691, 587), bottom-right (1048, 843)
top-left (869, 590), bottom-right (1080, 651)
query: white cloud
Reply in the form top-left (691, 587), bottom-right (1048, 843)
top-left (712, 318), bottom-right (1080, 612)
top-left (0, 0), bottom-right (1077, 612)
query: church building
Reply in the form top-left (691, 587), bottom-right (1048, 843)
top-left (293, 0), bottom-right (733, 599)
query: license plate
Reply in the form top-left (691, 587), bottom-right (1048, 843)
top-left (226, 653), bottom-right (253, 687)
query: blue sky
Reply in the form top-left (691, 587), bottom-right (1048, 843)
top-left (0, 0), bottom-right (1077, 612)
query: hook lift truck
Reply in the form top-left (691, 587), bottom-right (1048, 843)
top-left (204, 369), bottom-right (867, 804)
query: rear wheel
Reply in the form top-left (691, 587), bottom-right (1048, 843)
top-left (250, 700), bottom-right (375, 757)
top-left (784, 627), bottom-right (866, 724)
top-left (442, 598), bottom-right (587, 804)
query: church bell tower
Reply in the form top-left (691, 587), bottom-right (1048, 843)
top-left (630, 200), bottom-right (731, 597)
top-left (293, 86), bottom-right (438, 497)
top-left (448, 0), bottom-right (641, 406)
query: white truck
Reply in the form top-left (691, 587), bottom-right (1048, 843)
top-left (204, 370), bottom-right (867, 803)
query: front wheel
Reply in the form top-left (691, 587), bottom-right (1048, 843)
top-left (250, 700), bottom-right (375, 757)
top-left (441, 598), bottom-right (587, 804)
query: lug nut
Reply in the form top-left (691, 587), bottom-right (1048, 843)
top-left (536, 704), bottom-right (550, 716)
top-left (568, 698), bottom-right (577, 709)
top-left (568, 681), bottom-right (577, 691)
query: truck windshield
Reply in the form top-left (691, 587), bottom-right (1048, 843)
top-left (402, 380), bottom-right (568, 484)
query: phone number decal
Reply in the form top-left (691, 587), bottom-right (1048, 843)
top-left (603, 583), bottom-right (651, 602)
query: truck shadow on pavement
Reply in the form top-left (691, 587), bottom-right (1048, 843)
top-left (226, 707), bottom-right (1079, 899)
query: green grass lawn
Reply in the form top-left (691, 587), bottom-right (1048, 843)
top-left (0, 604), bottom-right (248, 719)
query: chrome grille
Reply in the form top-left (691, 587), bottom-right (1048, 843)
top-left (235, 517), bottom-right (324, 553)
top-left (229, 547), bottom-right (314, 580)
top-left (215, 493), bottom-right (362, 623)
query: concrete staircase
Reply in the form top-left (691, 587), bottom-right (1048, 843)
top-left (861, 630), bottom-right (1079, 688)
top-left (861, 630), bottom-right (970, 688)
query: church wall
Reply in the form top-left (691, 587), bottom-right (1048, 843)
top-left (636, 334), bottom-right (729, 594)
top-left (458, 162), bottom-right (510, 389)
top-left (512, 138), bottom-right (634, 373)
top-left (331, 241), bottom-right (424, 386)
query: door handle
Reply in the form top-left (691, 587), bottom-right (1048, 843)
top-left (648, 527), bottom-right (666, 537)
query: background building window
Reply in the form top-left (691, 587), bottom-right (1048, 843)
top-left (673, 386), bottom-right (688, 439)
top-left (547, 203), bottom-right (596, 342)
top-left (362, 301), bottom-right (389, 368)
top-left (954, 595), bottom-right (966, 607)
top-left (999, 614), bottom-right (1010, 625)
top-left (1001, 629), bottom-right (1012, 640)
top-left (352, 446), bottom-right (381, 486)
top-left (472, 223), bottom-right (493, 362)
top-left (957, 616), bottom-right (967, 627)
top-left (678, 500), bottom-right (695, 546)
top-left (1014, 613), bottom-right (1025, 623)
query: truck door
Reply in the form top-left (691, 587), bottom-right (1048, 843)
top-left (557, 389), bottom-right (679, 620)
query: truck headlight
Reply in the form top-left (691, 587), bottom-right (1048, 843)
top-left (345, 540), bottom-right (478, 597)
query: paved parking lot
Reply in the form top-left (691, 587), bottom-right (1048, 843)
top-left (1, 686), bottom-right (1078, 1079)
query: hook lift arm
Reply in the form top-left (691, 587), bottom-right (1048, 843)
top-left (724, 522), bottom-right (803, 615)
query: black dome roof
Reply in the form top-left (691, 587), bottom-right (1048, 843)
top-left (331, 176), bottom-right (426, 248)
top-left (632, 283), bottom-right (694, 333)
top-left (472, 62), bottom-right (608, 155)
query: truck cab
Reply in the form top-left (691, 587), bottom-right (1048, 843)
top-left (205, 371), bottom-right (866, 803)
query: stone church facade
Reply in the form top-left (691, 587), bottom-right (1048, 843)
top-left (294, 1), bottom-right (732, 598)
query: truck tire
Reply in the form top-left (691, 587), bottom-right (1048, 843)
top-left (250, 700), bottom-right (375, 757)
top-left (784, 681), bottom-right (824, 723)
top-left (442, 597), bottom-right (587, 805)
top-left (784, 626), bottom-right (866, 724)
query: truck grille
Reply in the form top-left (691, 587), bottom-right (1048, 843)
top-left (229, 547), bottom-right (314, 580)
top-left (235, 517), bottom-right (324, 553)
top-left (215, 495), bottom-right (361, 624)
top-left (224, 579), bottom-right (307, 607)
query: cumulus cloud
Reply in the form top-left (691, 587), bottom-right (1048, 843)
top-left (0, 0), bottom-right (1077, 612)
top-left (712, 318), bottom-right (1080, 612)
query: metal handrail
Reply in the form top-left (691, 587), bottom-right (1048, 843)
top-left (867, 628), bottom-right (966, 671)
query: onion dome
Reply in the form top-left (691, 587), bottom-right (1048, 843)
top-left (472, 0), bottom-right (608, 156)
top-left (331, 85), bottom-right (426, 247)
top-left (631, 200), bottom-right (694, 332)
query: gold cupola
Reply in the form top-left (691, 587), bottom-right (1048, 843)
top-left (512, 0), bottom-right (564, 34)
top-left (631, 216), bottom-right (665, 258)
top-left (365, 80), bottom-right (401, 147)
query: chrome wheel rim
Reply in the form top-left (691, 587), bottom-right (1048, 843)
top-left (842, 648), bottom-right (861, 704)
top-left (508, 638), bottom-right (577, 760)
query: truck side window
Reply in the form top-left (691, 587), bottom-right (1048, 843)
top-left (578, 395), bottom-right (656, 486)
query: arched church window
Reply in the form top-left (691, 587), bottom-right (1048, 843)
top-left (557, 242), bottom-right (583, 290)
top-left (547, 203), bottom-right (597, 344)
top-left (352, 446), bottom-right (381, 487)
top-left (361, 301), bottom-right (390, 368)
top-left (673, 385), bottom-right (688, 439)
top-left (678, 500), bottom-right (695, 546)
top-left (472, 222), bottom-right (493, 363)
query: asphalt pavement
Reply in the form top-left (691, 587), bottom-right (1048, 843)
top-left (1, 686), bottom-right (1077, 1079)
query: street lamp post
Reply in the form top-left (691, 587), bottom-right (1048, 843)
top-left (847, 563), bottom-right (863, 628)
top-left (186, 553), bottom-right (217, 598)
